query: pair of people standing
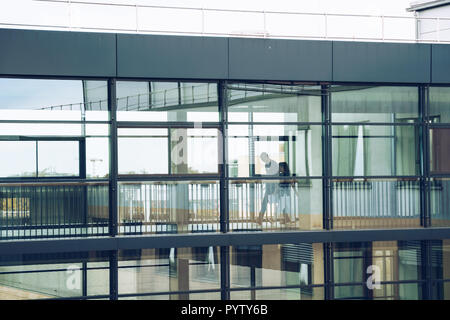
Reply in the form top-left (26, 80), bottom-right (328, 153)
top-left (257, 152), bottom-right (293, 225)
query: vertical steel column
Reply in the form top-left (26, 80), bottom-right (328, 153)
top-left (80, 139), bottom-right (88, 229)
top-left (82, 261), bottom-right (88, 298)
top-left (108, 79), bottom-right (118, 237)
top-left (108, 79), bottom-right (119, 300)
top-left (322, 85), bottom-right (334, 299)
top-left (322, 85), bottom-right (332, 230)
top-left (419, 86), bottom-right (431, 227)
top-left (323, 242), bottom-right (334, 300)
top-left (109, 250), bottom-right (119, 300)
top-left (421, 240), bottom-right (433, 299)
top-left (218, 81), bottom-right (230, 300)
top-left (219, 80), bottom-right (229, 234)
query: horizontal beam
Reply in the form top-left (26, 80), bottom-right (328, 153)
top-left (1, 228), bottom-right (450, 255)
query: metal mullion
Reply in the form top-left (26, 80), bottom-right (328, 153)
top-left (82, 261), bottom-right (88, 297)
top-left (421, 240), bottom-right (432, 300)
top-left (219, 81), bottom-right (230, 300)
top-left (117, 175), bottom-right (220, 182)
top-left (227, 176), bottom-right (325, 181)
top-left (323, 242), bottom-right (334, 300)
top-left (109, 250), bottom-right (118, 300)
top-left (322, 85), bottom-right (332, 231)
top-left (420, 86), bottom-right (431, 228)
top-left (227, 121), bottom-right (323, 126)
top-left (330, 122), bottom-right (422, 126)
top-left (0, 120), bottom-right (110, 124)
top-left (116, 121), bottom-right (221, 129)
top-left (329, 175), bottom-right (421, 180)
top-left (109, 79), bottom-right (118, 238)
top-left (0, 178), bottom-right (109, 184)
top-left (219, 81), bottom-right (228, 234)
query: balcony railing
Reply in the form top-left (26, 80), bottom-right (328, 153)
top-left (0, 182), bottom-right (109, 239)
top-left (1, 1), bottom-right (450, 43)
top-left (332, 179), bottom-right (422, 229)
top-left (2, 178), bottom-right (450, 239)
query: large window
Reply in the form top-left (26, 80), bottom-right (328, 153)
top-left (0, 78), bottom-right (110, 238)
top-left (116, 81), bottom-right (220, 235)
top-left (330, 85), bottom-right (422, 229)
top-left (226, 83), bottom-right (323, 232)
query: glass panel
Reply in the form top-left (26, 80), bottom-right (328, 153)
top-left (0, 251), bottom-right (110, 299)
top-left (119, 292), bottom-right (221, 300)
top-left (431, 178), bottom-right (450, 227)
top-left (0, 182), bottom-right (109, 239)
top-left (227, 83), bottom-right (322, 123)
top-left (429, 87), bottom-right (450, 123)
top-left (331, 86), bottom-right (418, 123)
top-left (230, 243), bottom-right (324, 289)
top-left (118, 128), bottom-right (169, 175)
top-left (118, 128), bottom-right (219, 175)
top-left (0, 78), bottom-right (108, 121)
top-left (0, 141), bottom-right (36, 177)
top-left (37, 141), bottom-right (79, 177)
top-left (86, 138), bottom-right (109, 178)
top-left (335, 283), bottom-right (422, 300)
top-left (332, 125), bottom-right (418, 176)
top-left (118, 247), bottom-right (221, 296)
top-left (86, 262), bottom-right (110, 296)
top-left (228, 124), bottom-right (322, 178)
top-left (430, 240), bottom-right (450, 281)
top-left (116, 81), bottom-right (219, 122)
top-left (255, 287), bottom-right (324, 300)
top-left (430, 128), bottom-right (450, 175)
top-left (230, 287), bottom-right (324, 300)
top-left (0, 123), bottom-right (85, 136)
top-left (431, 281), bottom-right (450, 300)
top-left (170, 128), bottom-right (219, 174)
top-left (118, 181), bottom-right (220, 235)
top-left (333, 241), bottom-right (422, 299)
top-left (332, 178), bottom-right (421, 229)
top-left (229, 179), bottom-right (323, 231)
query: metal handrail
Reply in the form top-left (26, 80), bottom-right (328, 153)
top-left (0, 0), bottom-right (441, 43)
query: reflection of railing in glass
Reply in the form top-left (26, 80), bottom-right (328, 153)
top-left (117, 83), bottom-right (217, 112)
top-left (37, 99), bottom-right (108, 111)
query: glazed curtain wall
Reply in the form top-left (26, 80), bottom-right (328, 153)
top-left (1, 240), bottom-right (450, 300)
top-left (1, 79), bottom-right (450, 238)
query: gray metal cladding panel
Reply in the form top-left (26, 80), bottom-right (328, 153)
top-left (333, 41), bottom-right (431, 83)
top-left (0, 29), bottom-right (116, 77)
top-left (117, 34), bottom-right (228, 79)
top-left (228, 38), bottom-right (332, 81)
top-left (432, 44), bottom-right (450, 83)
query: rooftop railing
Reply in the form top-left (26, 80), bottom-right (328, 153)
top-left (1, 1), bottom-right (450, 43)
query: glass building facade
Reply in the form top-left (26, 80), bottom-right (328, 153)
top-left (0, 77), bottom-right (450, 300)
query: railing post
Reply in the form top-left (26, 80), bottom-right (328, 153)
top-left (201, 7), bottom-right (205, 35)
top-left (324, 13), bottom-right (328, 39)
top-left (135, 4), bottom-right (139, 33)
top-left (263, 10), bottom-right (267, 37)
top-left (381, 15), bottom-right (385, 41)
top-left (437, 18), bottom-right (440, 42)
